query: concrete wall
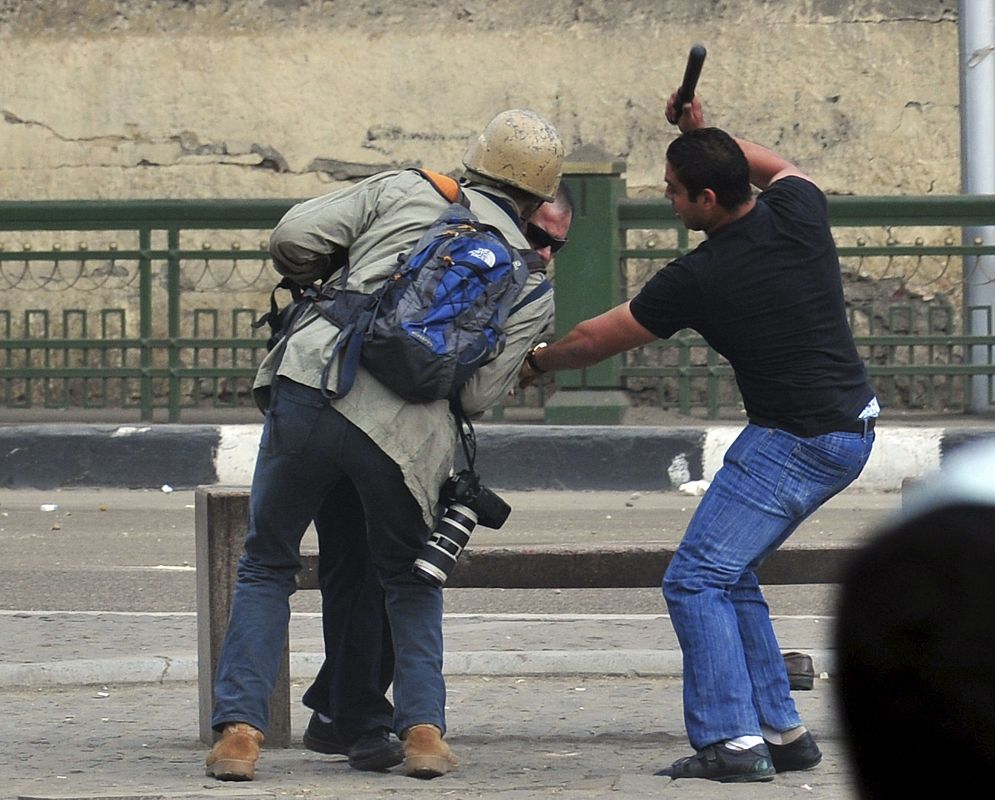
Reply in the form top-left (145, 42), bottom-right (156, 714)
top-left (0, 0), bottom-right (959, 201)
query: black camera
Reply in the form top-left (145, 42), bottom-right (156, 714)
top-left (412, 470), bottom-right (511, 586)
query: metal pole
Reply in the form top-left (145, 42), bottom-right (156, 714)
top-left (960, 0), bottom-right (995, 412)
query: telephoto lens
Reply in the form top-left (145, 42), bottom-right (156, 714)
top-left (412, 502), bottom-right (479, 586)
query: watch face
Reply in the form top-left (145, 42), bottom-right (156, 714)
top-left (527, 344), bottom-right (547, 373)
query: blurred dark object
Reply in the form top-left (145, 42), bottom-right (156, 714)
top-left (783, 651), bottom-right (815, 691)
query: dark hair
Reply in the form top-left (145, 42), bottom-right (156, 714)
top-left (836, 502), bottom-right (995, 798)
top-left (665, 128), bottom-right (752, 211)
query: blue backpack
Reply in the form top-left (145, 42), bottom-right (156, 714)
top-left (318, 200), bottom-right (545, 403)
top-left (364, 206), bottom-right (530, 400)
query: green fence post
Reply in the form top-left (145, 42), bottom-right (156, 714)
top-left (138, 228), bottom-right (154, 421)
top-left (167, 229), bottom-right (182, 422)
top-left (544, 147), bottom-right (630, 424)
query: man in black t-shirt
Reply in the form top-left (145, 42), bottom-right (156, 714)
top-left (519, 95), bottom-right (877, 783)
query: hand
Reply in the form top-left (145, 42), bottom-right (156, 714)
top-left (518, 360), bottom-right (540, 389)
top-left (666, 92), bottom-right (706, 132)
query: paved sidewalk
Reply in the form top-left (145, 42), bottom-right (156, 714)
top-left (1, 606), bottom-right (848, 799)
top-left (0, 602), bottom-right (844, 798)
top-left (2, 675), bottom-right (855, 800)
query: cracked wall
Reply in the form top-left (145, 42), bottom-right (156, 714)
top-left (0, 0), bottom-right (961, 200)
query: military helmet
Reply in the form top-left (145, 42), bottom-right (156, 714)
top-left (462, 109), bottom-right (564, 202)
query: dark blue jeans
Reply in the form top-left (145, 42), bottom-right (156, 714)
top-left (663, 423), bottom-right (874, 750)
top-left (212, 378), bottom-right (445, 737)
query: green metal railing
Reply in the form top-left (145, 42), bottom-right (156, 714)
top-left (0, 201), bottom-right (288, 420)
top-left (2, 180), bottom-right (994, 422)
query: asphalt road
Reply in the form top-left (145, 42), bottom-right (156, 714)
top-left (0, 487), bottom-right (901, 616)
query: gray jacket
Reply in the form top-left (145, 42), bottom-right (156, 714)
top-left (256, 169), bottom-right (553, 523)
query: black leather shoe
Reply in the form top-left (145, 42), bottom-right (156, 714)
top-left (655, 742), bottom-right (776, 783)
top-left (768, 731), bottom-right (822, 772)
top-left (302, 712), bottom-right (350, 756)
top-left (347, 726), bottom-right (404, 772)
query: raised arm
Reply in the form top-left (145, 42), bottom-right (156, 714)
top-left (733, 138), bottom-right (812, 191)
top-left (666, 93), bottom-right (815, 190)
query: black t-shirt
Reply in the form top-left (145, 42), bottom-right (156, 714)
top-left (630, 176), bottom-right (874, 437)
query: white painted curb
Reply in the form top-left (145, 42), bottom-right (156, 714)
top-left (216, 424), bottom-right (263, 485)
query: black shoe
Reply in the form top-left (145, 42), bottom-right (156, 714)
top-left (302, 712), bottom-right (350, 756)
top-left (347, 726), bottom-right (404, 772)
top-left (768, 731), bottom-right (822, 772)
top-left (655, 742), bottom-right (776, 783)
top-left (783, 651), bottom-right (815, 690)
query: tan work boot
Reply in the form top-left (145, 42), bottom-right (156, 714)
top-left (205, 722), bottom-right (264, 781)
top-left (402, 723), bottom-right (458, 779)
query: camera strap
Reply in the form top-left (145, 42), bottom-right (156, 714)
top-left (451, 398), bottom-right (478, 473)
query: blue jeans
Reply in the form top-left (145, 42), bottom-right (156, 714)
top-left (663, 423), bottom-right (874, 750)
top-left (212, 378), bottom-right (445, 737)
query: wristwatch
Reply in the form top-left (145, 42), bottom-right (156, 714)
top-left (526, 342), bottom-right (548, 373)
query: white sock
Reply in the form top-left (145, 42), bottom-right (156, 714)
top-left (762, 724), bottom-right (806, 745)
top-left (725, 735), bottom-right (765, 750)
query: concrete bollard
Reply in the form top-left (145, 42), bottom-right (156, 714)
top-left (195, 486), bottom-right (293, 748)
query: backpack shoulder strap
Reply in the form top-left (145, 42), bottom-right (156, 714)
top-left (520, 249), bottom-right (546, 274)
top-left (251, 275), bottom-right (306, 334)
top-left (413, 168), bottom-right (470, 208)
top-left (509, 278), bottom-right (553, 317)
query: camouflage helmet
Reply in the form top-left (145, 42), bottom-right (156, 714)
top-left (462, 109), bottom-right (564, 202)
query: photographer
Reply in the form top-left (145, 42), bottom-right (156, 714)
top-left (205, 110), bottom-right (564, 782)
top-left (298, 183), bottom-right (575, 771)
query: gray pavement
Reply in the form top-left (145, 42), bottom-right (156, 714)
top-left (1, 677), bottom-right (857, 800)
top-left (2, 615), bottom-right (849, 799)
top-left (0, 486), bottom-right (893, 799)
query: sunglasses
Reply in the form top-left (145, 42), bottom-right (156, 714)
top-left (526, 222), bottom-right (568, 254)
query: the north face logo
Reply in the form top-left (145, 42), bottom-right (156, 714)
top-left (468, 247), bottom-right (496, 267)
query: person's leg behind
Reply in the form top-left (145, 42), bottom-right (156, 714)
top-left (301, 481), bottom-right (400, 770)
top-left (322, 406), bottom-right (456, 779)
